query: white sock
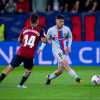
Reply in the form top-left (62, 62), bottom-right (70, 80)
top-left (67, 69), bottom-right (79, 79)
top-left (48, 73), bottom-right (57, 80)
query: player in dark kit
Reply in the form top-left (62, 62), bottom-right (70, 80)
top-left (0, 14), bottom-right (46, 88)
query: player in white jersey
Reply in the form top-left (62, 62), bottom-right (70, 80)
top-left (39, 14), bottom-right (81, 85)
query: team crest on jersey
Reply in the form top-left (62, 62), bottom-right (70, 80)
top-left (64, 32), bottom-right (67, 38)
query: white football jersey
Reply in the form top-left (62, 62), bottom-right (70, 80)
top-left (47, 25), bottom-right (72, 53)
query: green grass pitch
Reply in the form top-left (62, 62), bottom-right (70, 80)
top-left (0, 66), bottom-right (100, 100)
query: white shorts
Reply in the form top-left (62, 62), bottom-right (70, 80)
top-left (53, 48), bottom-right (66, 62)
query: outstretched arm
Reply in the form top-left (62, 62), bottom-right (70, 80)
top-left (39, 37), bottom-right (46, 50)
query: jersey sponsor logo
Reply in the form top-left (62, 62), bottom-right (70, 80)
top-left (23, 29), bottom-right (40, 36)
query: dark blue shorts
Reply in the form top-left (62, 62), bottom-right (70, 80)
top-left (10, 55), bottom-right (33, 70)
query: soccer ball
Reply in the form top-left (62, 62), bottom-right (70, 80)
top-left (91, 75), bottom-right (100, 85)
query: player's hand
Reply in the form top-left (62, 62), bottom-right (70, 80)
top-left (37, 49), bottom-right (42, 54)
top-left (64, 47), bottom-right (71, 54)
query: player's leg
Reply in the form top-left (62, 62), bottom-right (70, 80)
top-left (0, 65), bottom-right (14, 82)
top-left (17, 58), bottom-right (33, 88)
top-left (61, 57), bottom-right (81, 83)
top-left (46, 50), bottom-right (65, 85)
top-left (0, 55), bottom-right (22, 82)
top-left (46, 61), bottom-right (64, 85)
top-left (18, 68), bottom-right (32, 88)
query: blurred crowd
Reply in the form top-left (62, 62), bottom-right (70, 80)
top-left (0, 0), bottom-right (100, 14)
top-left (46, 0), bottom-right (100, 13)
